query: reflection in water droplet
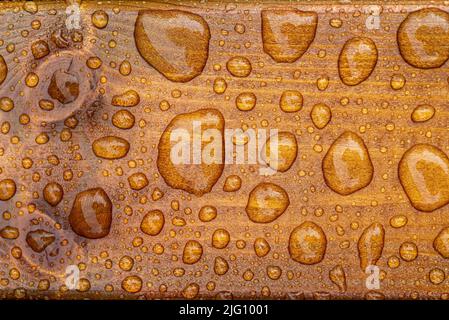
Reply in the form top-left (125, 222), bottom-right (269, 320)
top-left (69, 188), bottom-right (113, 239)
top-left (398, 8), bottom-right (449, 69)
top-left (288, 221), bottom-right (327, 265)
top-left (157, 109), bottom-right (225, 196)
top-left (358, 223), bottom-right (385, 270)
top-left (226, 56), bottom-right (252, 77)
top-left (92, 136), bottom-right (130, 159)
top-left (246, 183), bottom-right (290, 223)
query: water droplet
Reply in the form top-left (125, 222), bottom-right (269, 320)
top-left (390, 215), bottom-right (408, 228)
top-left (140, 210), bottom-right (164, 236)
top-left (267, 266), bottom-right (282, 280)
top-left (183, 240), bottom-right (203, 264)
top-left (25, 72), bottom-right (39, 87)
top-left (433, 226), bottom-right (449, 258)
top-left (43, 182), bottom-right (64, 206)
top-left (398, 8), bottom-right (449, 68)
top-left (0, 179), bottom-right (16, 201)
top-left (182, 283), bottom-right (200, 299)
top-left (329, 18), bottom-right (343, 28)
top-left (112, 110), bottom-right (135, 129)
top-left (226, 56), bottom-right (252, 77)
top-left (134, 9), bottom-right (210, 82)
top-left (329, 265), bottom-right (347, 292)
top-left (399, 144), bottom-right (449, 211)
top-left (323, 131), bottom-right (374, 195)
top-left (23, 1), bottom-right (38, 14)
top-left (262, 131), bottom-right (298, 172)
top-left (86, 56), bottom-right (102, 70)
top-left (316, 76), bottom-right (329, 91)
top-left (411, 104), bottom-right (435, 123)
top-left (311, 103), bottom-right (332, 129)
top-left (198, 205), bottom-right (217, 222)
top-left (338, 37), bottom-right (378, 86)
top-left (261, 9), bottom-right (317, 63)
top-left (288, 221), bottom-right (327, 265)
top-left (246, 182), bottom-right (290, 223)
top-left (128, 172), bottom-right (149, 190)
top-left (213, 77), bottom-right (227, 94)
top-left (111, 89), bottom-right (140, 107)
top-left (119, 256), bottom-right (134, 271)
top-left (429, 268), bottom-right (445, 284)
top-left (157, 109), bottom-right (224, 196)
top-left (358, 223), bottom-right (385, 270)
top-left (119, 60), bottom-right (132, 76)
top-left (390, 74), bottom-right (406, 90)
top-left (279, 90), bottom-right (303, 113)
top-left (92, 136), bottom-right (130, 159)
top-left (26, 230), bottom-right (55, 253)
top-left (0, 97), bottom-right (14, 112)
top-left (212, 228), bottom-right (230, 249)
top-left (0, 226), bottom-right (19, 239)
top-left (38, 99), bottom-right (54, 111)
top-left (48, 69), bottom-right (79, 104)
top-left (69, 188), bottom-right (113, 239)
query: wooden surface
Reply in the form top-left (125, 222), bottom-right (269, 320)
top-left (0, 0), bottom-right (449, 300)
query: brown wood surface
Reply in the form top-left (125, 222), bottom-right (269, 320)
top-left (0, 0), bottom-right (449, 300)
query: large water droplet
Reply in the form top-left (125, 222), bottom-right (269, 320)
top-left (140, 210), bottom-right (164, 236)
top-left (0, 178), bottom-right (16, 201)
top-left (261, 131), bottom-right (298, 172)
top-left (322, 131), bottom-right (374, 195)
top-left (434, 226), bottom-right (449, 258)
top-left (48, 69), bottom-right (79, 104)
top-left (310, 103), bottom-right (332, 129)
top-left (261, 9), bottom-right (317, 63)
top-left (338, 37), bottom-right (378, 86)
top-left (411, 104), bottom-right (435, 123)
top-left (69, 188), bottom-right (113, 239)
top-left (329, 265), bottom-right (347, 292)
top-left (357, 223), bottom-right (385, 270)
top-left (398, 8), bottom-right (449, 69)
top-left (399, 144), bottom-right (449, 212)
top-left (183, 240), bottom-right (203, 264)
top-left (43, 182), bottom-right (64, 206)
top-left (0, 54), bottom-right (7, 85)
top-left (157, 108), bottom-right (224, 196)
top-left (92, 136), bottom-right (130, 159)
top-left (26, 230), bottom-right (55, 253)
top-left (245, 182), bottom-right (290, 223)
top-left (288, 221), bottom-right (327, 265)
top-left (134, 9), bottom-right (210, 82)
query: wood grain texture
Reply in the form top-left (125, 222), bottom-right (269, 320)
top-left (0, 0), bottom-right (449, 300)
